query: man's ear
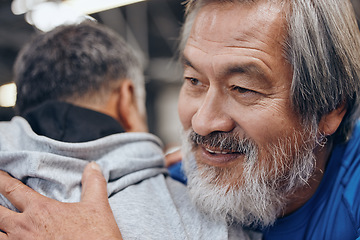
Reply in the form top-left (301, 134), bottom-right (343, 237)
top-left (318, 102), bottom-right (347, 136)
top-left (116, 79), bottom-right (148, 132)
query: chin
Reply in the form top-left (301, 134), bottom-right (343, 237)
top-left (181, 128), bottom-right (318, 228)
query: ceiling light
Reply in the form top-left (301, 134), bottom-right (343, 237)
top-left (25, 1), bottom-right (93, 32)
top-left (0, 83), bottom-right (17, 108)
top-left (11, 0), bottom-right (46, 15)
top-left (62, 0), bottom-right (146, 15)
top-left (11, 0), bottom-right (146, 32)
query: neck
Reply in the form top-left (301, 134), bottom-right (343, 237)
top-left (283, 139), bottom-right (333, 216)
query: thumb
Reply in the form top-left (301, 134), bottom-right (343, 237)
top-left (81, 162), bottom-right (109, 204)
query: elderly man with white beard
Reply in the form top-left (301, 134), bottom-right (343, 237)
top-left (0, 0), bottom-right (360, 239)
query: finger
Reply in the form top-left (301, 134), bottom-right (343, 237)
top-left (0, 171), bottom-right (42, 212)
top-left (0, 204), bottom-right (19, 232)
top-left (80, 162), bottom-right (108, 204)
top-left (81, 163), bottom-right (122, 239)
top-left (165, 149), bottom-right (182, 167)
top-left (0, 231), bottom-right (8, 240)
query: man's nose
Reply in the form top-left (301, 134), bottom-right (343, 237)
top-left (191, 90), bottom-right (235, 136)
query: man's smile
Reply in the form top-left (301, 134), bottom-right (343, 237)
top-left (197, 145), bottom-right (245, 167)
top-left (205, 147), bottom-right (234, 154)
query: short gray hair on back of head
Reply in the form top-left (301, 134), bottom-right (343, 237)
top-left (14, 21), bottom-right (145, 115)
top-left (180, 0), bottom-right (360, 143)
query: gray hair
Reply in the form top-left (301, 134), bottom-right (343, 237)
top-left (180, 0), bottom-right (360, 143)
top-left (14, 21), bottom-right (145, 115)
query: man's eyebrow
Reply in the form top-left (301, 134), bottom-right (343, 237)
top-left (224, 64), bottom-right (273, 89)
top-left (225, 64), bottom-right (268, 81)
top-left (181, 55), bottom-right (196, 70)
top-left (181, 54), bottom-right (271, 86)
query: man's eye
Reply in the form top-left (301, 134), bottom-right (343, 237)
top-left (232, 86), bottom-right (253, 94)
top-left (186, 77), bottom-right (201, 86)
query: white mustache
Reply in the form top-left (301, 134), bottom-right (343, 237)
top-left (188, 130), bottom-right (257, 156)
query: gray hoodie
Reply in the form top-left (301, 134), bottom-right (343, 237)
top-left (0, 117), bottom-right (259, 240)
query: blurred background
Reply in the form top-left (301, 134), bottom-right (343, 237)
top-left (0, 0), bottom-right (360, 148)
top-left (0, 0), bottom-right (185, 149)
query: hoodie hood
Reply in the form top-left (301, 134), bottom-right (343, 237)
top-left (0, 117), bottom-right (167, 210)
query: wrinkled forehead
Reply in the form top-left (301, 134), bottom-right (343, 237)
top-left (185, 0), bottom-right (286, 14)
top-left (180, 0), bottom-right (288, 55)
top-left (181, 0), bottom-right (289, 58)
top-left (197, 3), bottom-right (284, 35)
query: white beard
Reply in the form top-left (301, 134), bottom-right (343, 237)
top-left (182, 128), bottom-right (320, 228)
